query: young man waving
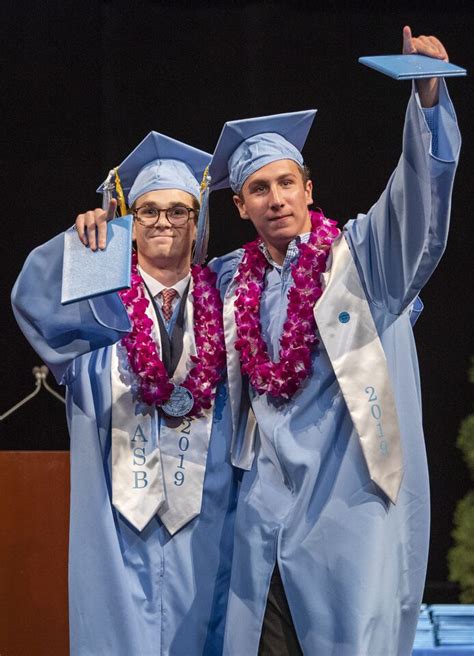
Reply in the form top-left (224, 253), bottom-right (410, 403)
top-left (210, 26), bottom-right (461, 656)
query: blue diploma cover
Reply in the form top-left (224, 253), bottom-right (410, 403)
top-left (359, 54), bottom-right (467, 80)
top-left (61, 216), bottom-right (133, 305)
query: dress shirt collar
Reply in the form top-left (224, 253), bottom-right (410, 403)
top-left (258, 232), bottom-right (311, 271)
top-left (138, 266), bottom-right (191, 299)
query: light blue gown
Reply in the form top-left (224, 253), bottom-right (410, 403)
top-left (11, 241), bottom-right (239, 656)
top-left (211, 82), bottom-right (461, 656)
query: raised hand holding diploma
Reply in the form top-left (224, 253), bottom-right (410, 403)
top-left (402, 25), bottom-right (447, 107)
top-left (359, 26), bottom-right (466, 108)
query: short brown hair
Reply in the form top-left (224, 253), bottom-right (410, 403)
top-left (300, 164), bottom-right (311, 184)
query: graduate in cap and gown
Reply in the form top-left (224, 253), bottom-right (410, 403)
top-left (12, 134), bottom-right (239, 655)
top-left (208, 27), bottom-right (461, 655)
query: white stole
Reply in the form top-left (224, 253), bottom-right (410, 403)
top-left (111, 279), bottom-right (214, 534)
top-left (223, 235), bottom-right (403, 504)
top-left (315, 236), bottom-right (403, 503)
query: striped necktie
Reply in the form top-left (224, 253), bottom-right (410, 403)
top-left (161, 288), bottom-right (178, 323)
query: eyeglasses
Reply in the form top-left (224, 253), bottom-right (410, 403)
top-left (133, 204), bottom-right (197, 227)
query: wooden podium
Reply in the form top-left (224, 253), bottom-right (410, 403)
top-left (0, 451), bottom-right (70, 656)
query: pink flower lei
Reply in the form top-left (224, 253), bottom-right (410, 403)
top-left (119, 252), bottom-right (226, 418)
top-left (234, 209), bottom-right (340, 399)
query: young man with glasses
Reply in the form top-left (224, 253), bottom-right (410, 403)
top-left (12, 133), bottom-right (239, 656)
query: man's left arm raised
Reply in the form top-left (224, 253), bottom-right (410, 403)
top-left (345, 26), bottom-right (461, 315)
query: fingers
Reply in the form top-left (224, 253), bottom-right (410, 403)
top-left (403, 26), bottom-right (449, 61)
top-left (97, 212), bottom-right (108, 250)
top-left (74, 208), bottom-right (109, 251)
top-left (106, 198), bottom-right (118, 221)
top-left (85, 210), bottom-right (100, 251)
top-left (402, 25), bottom-right (415, 55)
top-left (97, 199), bottom-right (118, 249)
top-left (75, 213), bottom-right (87, 246)
top-left (414, 35), bottom-right (447, 60)
top-left (430, 35), bottom-right (449, 62)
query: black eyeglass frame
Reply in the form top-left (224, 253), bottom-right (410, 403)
top-left (132, 204), bottom-right (198, 227)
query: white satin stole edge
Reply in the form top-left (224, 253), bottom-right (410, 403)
top-left (315, 235), bottom-right (403, 503)
top-left (223, 236), bottom-right (403, 503)
top-left (111, 278), bottom-right (215, 534)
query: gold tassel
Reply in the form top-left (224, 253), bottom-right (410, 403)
top-left (199, 165), bottom-right (210, 203)
top-left (114, 167), bottom-right (128, 216)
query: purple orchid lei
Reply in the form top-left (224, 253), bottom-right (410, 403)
top-left (234, 209), bottom-right (340, 399)
top-left (119, 252), bottom-right (226, 418)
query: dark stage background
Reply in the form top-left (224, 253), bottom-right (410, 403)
top-left (1, 0), bottom-right (473, 601)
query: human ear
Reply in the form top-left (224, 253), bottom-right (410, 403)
top-left (233, 194), bottom-right (250, 221)
top-left (305, 179), bottom-right (314, 206)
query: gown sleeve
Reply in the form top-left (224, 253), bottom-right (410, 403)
top-left (11, 232), bottom-right (131, 384)
top-left (208, 248), bottom-right (244, 300)
top-left (345, 79), bottom-right (461, 315)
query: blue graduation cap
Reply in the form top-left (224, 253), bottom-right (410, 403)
top-left (97, 131), bottom-right (211, 207)
top-left (209, 110), bottom-right (317, 193)
top-left (97, 132), bottom-right (212, 263)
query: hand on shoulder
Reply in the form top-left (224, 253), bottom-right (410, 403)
top-left (75, 198), bottom-right (117, 251)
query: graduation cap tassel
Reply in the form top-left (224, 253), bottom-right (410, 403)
top-left (193, 166), bottom-right (211, 265)
top-left (114, 167), bottom-right (129, 217)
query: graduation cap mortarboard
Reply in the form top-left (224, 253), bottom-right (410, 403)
top-left (209, 110), bottom-right (317, 193)
top-left (97, 131), bottom-right (211, 207)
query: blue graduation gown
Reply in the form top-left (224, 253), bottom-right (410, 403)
top-left (11, 240), bottom-right (238, 656)
top-left (211, 82), bottom-right (461, 655)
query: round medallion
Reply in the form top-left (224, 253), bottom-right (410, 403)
top-left (162, 385), bottom-right (194, 417)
